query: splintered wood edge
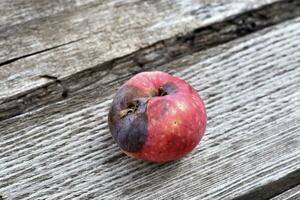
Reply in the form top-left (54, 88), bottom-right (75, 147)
top-left (1, 0), bottom-right (300, 121)
top-left (0, 16), bottom-right (300, 199)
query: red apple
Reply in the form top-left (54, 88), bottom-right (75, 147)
top-left (108, 71), bottom-right (206, 162)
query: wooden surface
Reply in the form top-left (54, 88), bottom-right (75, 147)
top-left (0, 0), bottom-right (279, 63)
top-left (4, 0), bottom-right (300, 121)
top-left (272, 185), bottom-right (300, 200)
top-left (1, 0), bottom-right (300, 199)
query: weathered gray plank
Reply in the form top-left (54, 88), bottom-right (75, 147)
top-left (0, 0), bottom-right (103, 28)
top-left (271, 185), bottom-right (300, 200)
top-left (232, 169), bottom-right (300, 200)
top-left (0, 0), bottom-right (278, 64)
top-left (1, 0), bottom-right (300, 121)
top-left (1, 17), bottom-right (300, 200)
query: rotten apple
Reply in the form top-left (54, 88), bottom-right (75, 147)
top-left (108, 71), bottom-right (206, 162)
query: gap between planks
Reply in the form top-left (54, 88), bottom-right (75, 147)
top-left (271, 184), bottom-right (300, 200)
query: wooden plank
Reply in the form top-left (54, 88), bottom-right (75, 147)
top-left (0, 0), bottom-right (102, 28)
top-left (232, 169), bottom-right (300, 200)
top-left (0, 0), bottom-right (278, 64)
top-left (1, 17), bottom-right (300, 200)
top-left (271, 185), bottom-right (300, 200)
top-left (1, 0), bottom-right (300, 121)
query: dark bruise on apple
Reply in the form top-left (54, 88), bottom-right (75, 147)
top-left (108, 71), bottom-right (207, 162)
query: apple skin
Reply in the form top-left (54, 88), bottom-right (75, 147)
top-left (108, 71), bottom-right (206, 162)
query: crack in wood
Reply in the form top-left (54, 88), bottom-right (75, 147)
top-left (39, 75), bottom-right (68, 98)
top-left (0, 38), bottom-right (85, 67)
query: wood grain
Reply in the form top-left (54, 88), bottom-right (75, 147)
top-left (271, 185), bottom-right (300, 200)
top-left (1, 17), bottom-right (300, 199)
top-left (233, 169), bottom-right (300, 200)
top-left (1, 0), bottom-right (300, 121)
top-left (0, 0), bottom-right (104, 28)
top-left (0, 0), bottom-right (278, 64)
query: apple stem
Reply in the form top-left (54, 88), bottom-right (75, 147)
top-left (158, 87), bottom-right (168, 96)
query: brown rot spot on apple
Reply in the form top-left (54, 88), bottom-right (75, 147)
top-left (108, 85), bottom-right (149, 152)
top-left (108, 82), bottom-right (178, 153)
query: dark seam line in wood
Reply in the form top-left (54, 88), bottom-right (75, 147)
top-left (233, 169), bottom-right (300, 200)
top-left (0, 38), bottom-right (85, 67)
top-left (1, 0), bottom-right (300, 122)
top-left (39, 75), bottom-right (68, 98)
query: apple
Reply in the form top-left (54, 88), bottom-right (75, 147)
top-left (108, 71), bottom-right (206, 162)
